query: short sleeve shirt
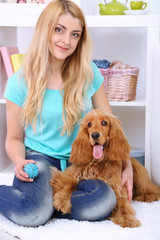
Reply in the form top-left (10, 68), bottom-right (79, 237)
top-left (4, 62), bottom-right (103, 161)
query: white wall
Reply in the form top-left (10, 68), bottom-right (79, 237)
top-left (150, 44), bottom-right (160, 185)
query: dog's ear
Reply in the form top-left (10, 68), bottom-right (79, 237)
top-left (70, 124), bottom-right (93, 165)
top-left (107, 116), bottom-right (130, 161)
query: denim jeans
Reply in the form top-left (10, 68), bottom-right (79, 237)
top-left (0, 151), bottom-right (116, 227)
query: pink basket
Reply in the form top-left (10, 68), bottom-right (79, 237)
top-left (100, 67), bottom-right (139, 101)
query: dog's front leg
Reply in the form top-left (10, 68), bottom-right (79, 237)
top-left (50, 167), bottom-right (78, 214)
top-left (109, 187), bottom-right (141, 228)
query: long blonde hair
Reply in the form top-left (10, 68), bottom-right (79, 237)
top-left (22, 0), bottom-right (93, 135)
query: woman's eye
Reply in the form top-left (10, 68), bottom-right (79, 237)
top-left (88, 122), bottom-right (92, 128)
top-left (102, 121), bottom-right (107, 126)
top-left (55, 27), bottom-right (62, 33)
top-left (72, 33), bottom-right (80, 38)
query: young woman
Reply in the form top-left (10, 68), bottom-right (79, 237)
top-left (0, 0), bottom-right (133, 226)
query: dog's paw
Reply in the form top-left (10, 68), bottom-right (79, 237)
top-left (111, 217), bottom-right (141, 228)
top-left (53, 193), bottom-right (72, 214)
top-left (134, 194), bottom-right (160, 202)
top-left (121, 218), bottom-right (141, 228)
top-left (50, 168), bottom-right (63, 189)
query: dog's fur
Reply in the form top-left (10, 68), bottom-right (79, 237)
top-left (50, 109), bottom-right (160, 228)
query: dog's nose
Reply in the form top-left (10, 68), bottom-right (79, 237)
top-left (91, 132), bottom-right (100, 140)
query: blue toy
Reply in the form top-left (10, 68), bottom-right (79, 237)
top-left (23, 163), bottom-right (39, 179)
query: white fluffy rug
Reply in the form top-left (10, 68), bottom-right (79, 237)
top-left (0, 201), bottom-right (160, 240)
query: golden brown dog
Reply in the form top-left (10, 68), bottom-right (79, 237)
top-left (50, 109), bottom-right (160, 228)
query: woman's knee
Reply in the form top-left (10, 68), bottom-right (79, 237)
top-left (70, 179), bottom-right (117, 221)
top-left (10, 204), bottom-right (54, 227)
top-left (35, 160), bottom-right (52, 180)
top-left (12, 160), bottom-right (54, 226)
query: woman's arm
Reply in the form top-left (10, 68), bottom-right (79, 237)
top-left (5, 100), bottom-right (35, 182)
top-left (92, 84), bottom-right (112, 114)
top-left (92, 84), bottom-right (133, 202)
top-left (121, 158), bottom-right (133, 202)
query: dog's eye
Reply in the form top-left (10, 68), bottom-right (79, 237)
top-left (88, 122), bottom-right (92, 128)
top-left (102, 121), bottom-right (108, 126)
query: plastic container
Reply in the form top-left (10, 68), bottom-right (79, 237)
top-left (130, 147), bottom-right (145, 165)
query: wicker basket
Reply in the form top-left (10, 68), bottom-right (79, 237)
top-left (100, 67), bottom-right (139, 101)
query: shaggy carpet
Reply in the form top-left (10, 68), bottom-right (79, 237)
top-left (0, 201), bottom-right (160, 240)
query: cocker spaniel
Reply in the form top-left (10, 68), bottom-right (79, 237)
top-left (50, 109), bottom-right (160, 228)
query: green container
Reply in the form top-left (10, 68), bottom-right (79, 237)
top-left (99, 0), bottom-right (129, 15)
top-left (130, 147), bottom-right (145, 165)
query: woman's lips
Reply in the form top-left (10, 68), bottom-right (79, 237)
top-left (56, 45), bottom-right (69, 51)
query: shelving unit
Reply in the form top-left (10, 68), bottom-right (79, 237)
top-left (0, 3), bottom-right (160, 184)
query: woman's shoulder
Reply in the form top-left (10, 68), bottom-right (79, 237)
top-left (90, 61), bottom-right (103, 79)
top-left (6, 68), bottom-right (27, 93)
top-left (90, 61), bottom-right (99, 72)
top-left (4, 68), bottom-right (28, 107)
top-left (85, 61), bottom-right (103, 98)
top-left (8, 68), bottom-right (25, 85)
top-left (90, 61), bottom-right (103, 83)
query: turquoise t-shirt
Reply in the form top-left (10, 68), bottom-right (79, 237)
top-left (4, 62), bottom-right (103, 170)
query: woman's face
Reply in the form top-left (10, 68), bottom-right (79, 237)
top-left (50, 13), bottom-right (83, 63)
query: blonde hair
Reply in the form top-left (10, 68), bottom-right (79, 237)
top-left (22, 0), bottom-right (93, 135)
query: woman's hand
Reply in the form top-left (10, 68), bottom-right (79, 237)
top-left (14, 159), bottom-right (36, 182)
top-left (122, 159), bottom-right (133, 202)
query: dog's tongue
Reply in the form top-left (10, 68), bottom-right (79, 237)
top-left (93, 144), bottom-right (103, 159)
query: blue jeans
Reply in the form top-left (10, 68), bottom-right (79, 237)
top-left (0, 151), bottom-right (116, 227)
